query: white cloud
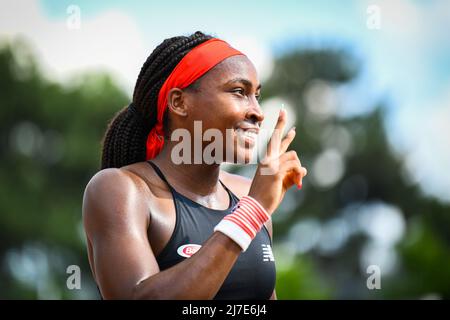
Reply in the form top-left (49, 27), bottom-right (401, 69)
top-left (355, 0), bottom-right (450, 203)
top-left (226, 36), bottom-right (274, 83)
top-left (0, 0), bottom-right (148, 94)
top-left (401, 89), bottom-right (450, 203)
top-left (0, 1), bottom-right (276, 95)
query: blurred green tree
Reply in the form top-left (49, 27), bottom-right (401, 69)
top-left (0, 39), bottom-right (128, 298)
top-left (261, 48), bottom-right (450, 299)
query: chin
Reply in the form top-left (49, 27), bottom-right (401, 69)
top-left (234, 146), bottom-right (255, 164)
top-left (223, 135), bottom-right (257, 164)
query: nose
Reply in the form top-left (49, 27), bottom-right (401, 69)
top-left (246, 99), bottom-right (264, 125)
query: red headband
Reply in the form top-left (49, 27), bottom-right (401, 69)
top-left (145, 38), bottom-right (245, 160)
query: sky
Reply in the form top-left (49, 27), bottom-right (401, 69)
top-left (1, 0), bottom-right (449, 203)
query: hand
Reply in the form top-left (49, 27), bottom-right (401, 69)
top-left (248, 109), bottom-right (307, 215)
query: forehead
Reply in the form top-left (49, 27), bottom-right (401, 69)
top-left (198, 55), bottom-right (259, 87)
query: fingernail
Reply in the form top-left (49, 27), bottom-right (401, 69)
top-left (292, 126), bottom-right (296, 131)
top-left (297, 183), bottom-right (302, 190)
top-left (280, 104), bottom-right (286, 116)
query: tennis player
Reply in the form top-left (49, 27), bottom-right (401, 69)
top-left (82, 31), bottom-right (307, 299)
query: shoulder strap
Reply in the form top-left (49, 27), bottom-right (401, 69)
top-left (148, 161), bottom-right (239, 205)
top-left (218, 179), bottom-right (240, 204)
top-left (147, 160), bottom-right (174, 191)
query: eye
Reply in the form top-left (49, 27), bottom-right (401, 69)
top-left (231, 88), bottom-right (245, 96)
top-left (255, 93), bottom-right (261, 101)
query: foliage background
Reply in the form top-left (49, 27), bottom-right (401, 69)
top-left (1, 0), bottom-right (449, 299)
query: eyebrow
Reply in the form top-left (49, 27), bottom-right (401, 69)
top-left (224, 77), bottom-right (262, 90)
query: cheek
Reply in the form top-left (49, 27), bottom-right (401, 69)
top-left (201, 95), bottom-right (243, 130)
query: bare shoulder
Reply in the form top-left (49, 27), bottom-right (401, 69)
top-left (85, 167), bottom-right (149, 195)
top-left (82, 167), bottom-right (151, 241)
top-left (219, 168), bottom-right (273, 238)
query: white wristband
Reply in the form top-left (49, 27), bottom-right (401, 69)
top-left (214, 196), bottom-right (270, 252)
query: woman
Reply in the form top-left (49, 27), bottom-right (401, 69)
top-left (82, 31), bottom-right (307, 300)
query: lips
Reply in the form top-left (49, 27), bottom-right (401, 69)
top-left (237, 125), bottom-right (260, 134)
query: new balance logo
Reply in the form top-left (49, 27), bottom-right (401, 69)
top-left (262, 244), bottom-right (274, 262)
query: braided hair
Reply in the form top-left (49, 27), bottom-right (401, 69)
top-left (101, 31), bottom-right (213, 169)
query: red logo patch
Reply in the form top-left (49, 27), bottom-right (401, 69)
top-left (177, 244), bottom-right (201, 258)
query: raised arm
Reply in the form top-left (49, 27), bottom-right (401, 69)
top-left (82, 109), bottom-right (305, 299)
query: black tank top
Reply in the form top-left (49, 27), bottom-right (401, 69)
top-left (148, 161), bottom-right (276, 300)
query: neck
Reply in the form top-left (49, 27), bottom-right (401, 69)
top-left (151, 140), bottom-right (222, 196)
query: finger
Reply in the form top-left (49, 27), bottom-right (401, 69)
top-left (280, 158), bottom-right (302, 174)
top-left (279, 126), bottom-right (296, 154)
top-left (266, 109), bottom-right (287, 157)
top-left (280, 159), bottom-right (307, 187)
top-left (280, 161), bottom-right (303, 188)
top-left (279, 150), bottom-right (301, 165)
top-left (280, 151), bottom-right (307, 178)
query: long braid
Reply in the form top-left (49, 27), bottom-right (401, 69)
top-left (101, 31), bottom-right (213, 169)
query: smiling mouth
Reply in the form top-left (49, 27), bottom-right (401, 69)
top-left (235, 127), bottom-right (259, 147)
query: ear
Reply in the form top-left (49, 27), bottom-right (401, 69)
top-left (167, 88), bottom-right (188, 117)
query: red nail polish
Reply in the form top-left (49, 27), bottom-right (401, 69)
top-left (297, 183), bottom-right (302, 190)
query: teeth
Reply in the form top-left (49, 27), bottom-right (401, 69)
top-left (236, 128), bottom-right (257, 140)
